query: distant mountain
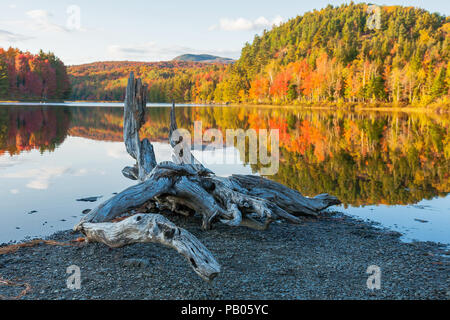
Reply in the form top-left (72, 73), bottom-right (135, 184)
top-left (67, 60), bottom-right (227, 101)
top-left (173, 54), bottom-right (235, 64)
top-left (67, 3), bottom-right (449, 105)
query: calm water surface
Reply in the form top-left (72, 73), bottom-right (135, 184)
top-left (0, 103), bottom-right (448, 244)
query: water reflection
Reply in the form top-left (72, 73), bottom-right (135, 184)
top-left (1, 105), bottom-right (448, 207)
top-left (0, 107), bottom-right (71, 155)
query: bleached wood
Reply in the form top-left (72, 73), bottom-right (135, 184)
top-left (75, 176), bottom-right (173, 227)
top-left (79, 214), bottom-right (220, 281)
top-left (123, 72), bottom-right (157, 181)
top-left (75, 72), bottom-right (342, 281)
top-left (229, 174), bottom-right (340, 217)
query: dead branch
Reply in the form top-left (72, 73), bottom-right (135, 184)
top-left (74, 72), bottom-right (341, 281)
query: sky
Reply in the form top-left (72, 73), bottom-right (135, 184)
top-left (0, 0), bottom-right (448, 65)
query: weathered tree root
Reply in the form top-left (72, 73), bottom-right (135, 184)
top-left (74, 72), bottom-right (341, 281)
top-left (0, 239), bottom-right (85, 255)
top-left (0, 277), bottom-right (32, 300)
top-left (78, 214), bottom-right (220, 281)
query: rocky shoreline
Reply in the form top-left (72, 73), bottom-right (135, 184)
top-left (0, 212), bottom-right (448, 300)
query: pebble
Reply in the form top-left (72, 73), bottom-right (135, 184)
top-left (0, 213), bottom-right (448, 300)
top-left (123, 258), bottom-right (151, 269)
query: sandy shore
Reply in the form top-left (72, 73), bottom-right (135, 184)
top-left (0, 212), bottom-right (449, 300)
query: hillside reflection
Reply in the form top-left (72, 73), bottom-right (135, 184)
top-left (0, 107), bottom-right (71, 155)
top-left (0, 105), bottom-right (448, 206)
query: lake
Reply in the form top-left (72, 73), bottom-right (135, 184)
top-left (0, 103), bottom-right (449, 245)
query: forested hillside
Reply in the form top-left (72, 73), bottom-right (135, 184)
top-left (0, 48), bottom-right (71, 100)
top-left (173, 54), bottom-right (235, 64)
top-left (36, 3), bottom-right (448, 106)
top-left (68, 61), bottom-right (227, 102)
top-left (218, 3), bottom-right (449, 105)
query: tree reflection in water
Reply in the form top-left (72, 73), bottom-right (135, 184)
top-left (1, 105), bottom-right (448, 207)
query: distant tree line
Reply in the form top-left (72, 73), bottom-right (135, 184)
top-left (4, 3), bottom-right (448, 106)
top-left (0, 48), bottom-right (71, 100)
top-left (68, 4), bottom-right (449, 106)
top-left (68, 61), bottom-right (226, 102)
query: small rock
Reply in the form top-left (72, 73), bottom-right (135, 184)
top-left (414, 219), bottom-right (429, 223)
top-left (28, 210), bottom-right (38, 215)
top-left (123, 258), bottom-right (151, 269)
top-left (77, 196), bottom-right (102, 203)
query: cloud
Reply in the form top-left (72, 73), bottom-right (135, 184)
top-left (0, 156), bottom-right (28, 169)
top-left (1, 167), bottom-right (70, 190)
top-left (108, 42), bottom-right (191, 61)
top-left (107, 42), bottom-right (239, 61)
top-left (0, 29), bottom-right (32, 42)
top-left (210, 15), bottom-right (285, 32)
top-left (27, 179), bottom-right (50, 190)
top-left (106, 144), bottom-right (129, 159)
top-left (10, 189), bottom-right (19, 194)
top-left (72, 168), bottom-right (88, 176)
top-left (26, 9), bottom-right (68, 33)
top-left (27, 167), bottom-right (69, 190)
top-left (1, 8), bottom-right (87, 35)
top-left (153, 142), bottom-right (174, 163)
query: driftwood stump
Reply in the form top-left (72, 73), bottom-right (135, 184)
top-left (75, 72), bottom-right (340, 281)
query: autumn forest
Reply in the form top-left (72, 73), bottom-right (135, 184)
top-left (0, 3), bottom-right (449, 107)
top-left (0, 48), bottom-right (71, 100)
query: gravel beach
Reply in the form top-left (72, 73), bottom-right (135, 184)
top-left (0, 212), bottom-right (449, 300)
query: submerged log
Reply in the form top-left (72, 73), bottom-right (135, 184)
top-left (75, 72), bottom-right (341, 281)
